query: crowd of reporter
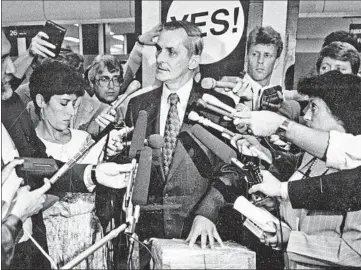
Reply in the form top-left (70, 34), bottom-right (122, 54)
top-left (2, 18), bottom-right (361, 270)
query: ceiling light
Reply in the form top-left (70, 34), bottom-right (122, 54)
top-left (113, 44), bottom-right (124, 49)
top-left (112, 35), bottom-right (124, 41)
top-left (64, 37), bottom-right (80, 43)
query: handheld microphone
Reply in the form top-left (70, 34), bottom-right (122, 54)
top-left (191, 125), bottom-right (266, 201)
top-left (132, 147), bottom-right (152, 205)
top-left (202, 93), bottom-right (236, 115)
top-left (196, 98), bottom-right (233, 119)
top-left (188, 111), bottom-right (235, 137)
top-left (104, 80), bottom-right (141, 114)
top-left (201, 77), bottom-right (237, 90)
top-left (147, 134), bottom-right (166, 183)
top-left (129, 110), bottom-right (148, 159)
top-left (190, 124), bottom-right (244, 170)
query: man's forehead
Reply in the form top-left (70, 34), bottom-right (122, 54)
top-left (157, 28), bottom-right (188, 48)
top-left (97, 64), bottom-right (120, 75)
top-left (249, 43), bottom-right (276, 52)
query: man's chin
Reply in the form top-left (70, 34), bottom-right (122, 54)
top-left (98, 96), bottom-right (117, 104)
top-left (155, 72), bottom-right (169, 83)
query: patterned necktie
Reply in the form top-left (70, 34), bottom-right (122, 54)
top-left (163, 93), bottom-right (181, 177)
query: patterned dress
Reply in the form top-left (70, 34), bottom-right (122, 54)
top-left (281, 152), bottom-right (361, 269)
top-left (39, 129), bottom-right (107, 269)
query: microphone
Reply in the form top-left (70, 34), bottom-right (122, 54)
top-left (147, 134), bottom-right (166, 183)
top-left (104, 80), bottom-right (141, 114)
top-left (202, 93), bottom-right (236, 115)
top-left (201, 77), bottom-right (236, 90)
top-left (190, 124), bottom-right (244, 170)
top-left (188, 111), bottom-right (235, 137)
top-left (129, 110), bottom-right (148, 159)
top-left (196, 98), bottom-right (233, 119)
top-left (132, 146), bottom-right (152, 205)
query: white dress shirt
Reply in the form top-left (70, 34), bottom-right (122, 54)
top-left (159, 79), bottom-right (193, 137)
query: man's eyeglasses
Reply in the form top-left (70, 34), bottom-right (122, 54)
top-left (96, 76), bottom-right (123, 87)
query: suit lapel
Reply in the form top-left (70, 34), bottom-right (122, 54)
top-left (141, 87), bottom-right (162, 136)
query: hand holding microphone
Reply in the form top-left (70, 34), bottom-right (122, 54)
top-left (223, 133), bottom-right (273, 165)
top-left (197, 94), bottom-right (250, 124)
top-left (201, 75), bottom-right (254, 104)
top-left (105, 126), bottom-right (134, 159)
top-left (188, 111), bottom-right (235, 137)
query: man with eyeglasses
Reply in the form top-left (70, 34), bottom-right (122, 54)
top-left (73, 54), bottom-right (125, 137)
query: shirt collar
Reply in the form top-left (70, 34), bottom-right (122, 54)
top-left (162, 78), bottom-right (193, 107)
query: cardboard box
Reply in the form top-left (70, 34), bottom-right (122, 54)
top-left (150, 238), bottom-right (256, 269)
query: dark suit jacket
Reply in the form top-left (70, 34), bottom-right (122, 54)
top-left (125, 81), bottom-right (234, 238)
top-left (289, 166), bottom-right (361, 211)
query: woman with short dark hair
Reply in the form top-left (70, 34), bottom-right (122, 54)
top-left (29, 61), bottom-right (107, 269)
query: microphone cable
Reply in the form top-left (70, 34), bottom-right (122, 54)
top-left (124, 233), bottom-right (158, 270)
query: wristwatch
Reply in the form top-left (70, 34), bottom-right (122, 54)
top-left (276, 119), bottom-right (291, 141)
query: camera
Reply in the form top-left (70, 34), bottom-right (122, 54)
top-left (43, 20), bottom-right (67, 58)
top-left (259, 85), bottom-right (283, 111)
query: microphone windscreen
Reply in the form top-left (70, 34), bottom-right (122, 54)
top-left (148, 134), bottom-right (165, 151)
top-left (201, 77), bottom-right (215, 89)
top-left (121, 79), bottom-right (141, 96)
top-left (125, 80), bottom-right (141, 95)
top-left (129, 110), bottom-right (148, 159)
top-left (191, 124), bottom-right (237, 164)
top-left (132, 146), bottom-right (152, 205)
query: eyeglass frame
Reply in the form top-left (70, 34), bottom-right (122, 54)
top-left (95, 75), bottom-right (123, 87)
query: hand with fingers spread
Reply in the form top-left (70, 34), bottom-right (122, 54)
top-left (249, 170), bottom-right (282, 198)
top-left (10, 178), bottom-right (51, 222)
top-left (29, 31), bottom-right (56, 58)
top-left (233, 111), bottom-right (286, 137)
top-left (1, 159), bottom-right (24, 184)
top-left (228, 133), bottom-right (272, 164)
top-left (137, 23), bottom-right (162, 46)
top-left (186, 215), bottom-right (223, 249)
top-left (95, 108), bottom-right (117, 129)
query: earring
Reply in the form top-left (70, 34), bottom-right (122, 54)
top-left (40, 108), bottom-right (45, 120)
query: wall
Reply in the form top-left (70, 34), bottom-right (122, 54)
top-left (294, 16), bottom-right (361, 88)
top-left (2, 0), bottom-right (135, 26)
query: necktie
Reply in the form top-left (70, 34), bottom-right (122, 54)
top-left (163, 93), bottom-right (181, 177)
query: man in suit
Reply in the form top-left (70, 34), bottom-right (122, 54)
top-left (125, 20), bottom-right (234, 247)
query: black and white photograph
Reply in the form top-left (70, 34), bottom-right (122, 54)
top-left (1, 0), bottom-right (361, 269)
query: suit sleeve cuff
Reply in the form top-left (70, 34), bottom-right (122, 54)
top-left (84, 165), bottom-right (96, 192)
